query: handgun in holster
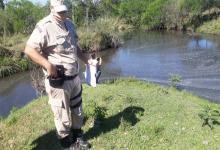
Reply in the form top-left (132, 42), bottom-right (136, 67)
top-left (48, 65), bottom-right (65, 87)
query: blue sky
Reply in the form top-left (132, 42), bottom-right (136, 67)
top-left (30, 0), bottom-right (47, 5)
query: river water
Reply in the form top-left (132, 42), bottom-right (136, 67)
top-left (1, 31), bottom-right (220, 117)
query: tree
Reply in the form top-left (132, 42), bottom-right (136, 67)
top-left (118, 0), bottom-right (148, 27)
top-left (6, 0), bottom-right (47, 34)
top-left (68, 0), bottom-right (101, 26)
top-left (96, 0), bottom-right (119, 16)
top-left (0, 9), bottom-right (9, 45)
top-left (0, 0), bottom-right (4, 10)
top-left (0, 0), bottom-right (10, 45)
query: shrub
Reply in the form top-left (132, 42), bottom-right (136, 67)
top-left (196, 18), bottom-right (220, 34)
top-left (84, 101), bottom-right (107, 120)
top-left (0, 46), bottom-right (13, 57)
top-left (77, 16), bottom-right (132, 52)
top-left (141, 0), bottom-right (169, 29)
top-left (168, 74), bottom-right (181, 87)
top-left (199, 105), bottom-right (220, 129)
top-left (0, 57), bottom-right (31, 78)
top-left (118, 0), bottom-right (147, 27)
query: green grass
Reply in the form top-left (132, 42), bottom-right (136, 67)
top-left (0, 44), bottom-right (32, 78)
top-left (0, 57), bottom-right (31, 78)
top-left (196, 18), bottom-right (220, 35)
top-left (0, 33), bottom-right (27, 51)
top-left (1, 78), bottom-right (220, 149)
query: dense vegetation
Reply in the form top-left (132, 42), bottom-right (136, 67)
top-left (0, 0), bottom-right (219, 39)
top-left (197, 17), bottom-right (220, 35)
top-left (0, 0), bottom-right (220, 48)
top-left (1, 79), bottom-right (220, 149)
top-left (0, 46), bottom-right (31, 78)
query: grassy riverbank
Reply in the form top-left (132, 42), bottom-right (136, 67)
top-left (0, 46), bottom-right (31, 78)
top-left (1, 78), bottom-right (220, 149)
top-left (197, 18), bottom-right (220, 35)
top-left (78, 17), bottom-right (132, 52)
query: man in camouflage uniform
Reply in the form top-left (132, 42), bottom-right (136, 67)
top-left (24, 0), bottom-right (90, 149)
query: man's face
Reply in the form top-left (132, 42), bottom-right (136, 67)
top-left (57, 11), bottom-right (67, 21)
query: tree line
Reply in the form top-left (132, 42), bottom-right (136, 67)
top-left (0, 0), bottom-right (220, 38)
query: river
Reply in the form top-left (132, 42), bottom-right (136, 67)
top-left (1, 31), bottom-right (220, 117)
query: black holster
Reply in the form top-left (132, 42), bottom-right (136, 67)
top-left (48, 65), bottom-right (65, 87)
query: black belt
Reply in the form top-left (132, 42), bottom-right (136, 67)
top-left (64, 74), bottom-right (78, 80)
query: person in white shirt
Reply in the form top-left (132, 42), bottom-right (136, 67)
top-left (84, 52), bottom-right (102, 87)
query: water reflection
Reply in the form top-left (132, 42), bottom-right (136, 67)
top-left (0, 72), bottom-right (37, 117)
top-left (187, 38), bottom-right (216, 50)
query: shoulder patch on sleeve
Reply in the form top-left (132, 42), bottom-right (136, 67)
top-left (35, 16), bottom-right (52, 32)
top-left (35, 25), bottom-right (43, 33)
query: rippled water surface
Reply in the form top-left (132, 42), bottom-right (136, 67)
top-left (1, 31), bottom-right (220, 116)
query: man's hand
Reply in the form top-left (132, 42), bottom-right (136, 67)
top-left (46, 63), bottom-right (57, 78)
top-left (24, 46), bottom-right (58, 78)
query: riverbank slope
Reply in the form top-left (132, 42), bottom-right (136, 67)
top-left (1, 79), bottom-right (220, 149)
top-left (197, 17), bottom-right (220, 35)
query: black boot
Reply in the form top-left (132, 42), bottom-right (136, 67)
top-left (59, 135), bottom-right (72, 149)
top-left (72, 129), bottom-right (89, 149)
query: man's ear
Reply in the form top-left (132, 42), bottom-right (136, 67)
top-left (50, 6), bottom-right (55, 13)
